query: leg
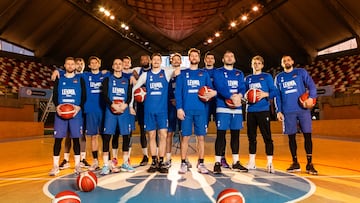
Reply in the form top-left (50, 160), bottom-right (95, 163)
top-left (59, 134), bottom-right (71, 169)
top-left (246, 112), bottom-right (258, 169)
top-left (100, 134), bottom-right (111, 175)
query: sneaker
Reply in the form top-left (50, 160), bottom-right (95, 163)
top-left (111, 158), bottom-right (118, 169)
top-left (80, 159), bottom-right (91, 168)
top-left (164, 159), bottom-right (172, 169)
top-left (306, 163), bottom-right (318, 175)
top-left (59, 159), bottom-right (69, 170)
top-left (186, 159), bottom-right (192, 168)
top-left (232, 161), bottom-right (248, 172)
top-left (178, 163), bottom-right (188, 174)
top-left (74, 164), bottom-right (83, 175)
top-left (89, 160), bottom-right (100, 171)
top-left (140, 155), bottom-right (149, 166)
top-left (287, 162), bottom-right (301, 173)
top-left (49, 165), bottom-right (60, 176)
top-left (246, 162), bottom-right (256, 170)
top-left (121, 163), bottom-right (135, 172)
top-left (267, 163), bottom-right (275, 173)
top-left (213, 162), bottom-right (222, 174)
top-left (221, 157), bottom-right (230, 168)
top-left (109, 160), bottom-right (120, 173)
top-left (100, 165), bottom-right (110, 175)
top-left (158, 162), bottom-right (168, 173)
top-left (197, 163), bottom-right (209, 174)
top-left (147, 161), bottom-right (158, 173)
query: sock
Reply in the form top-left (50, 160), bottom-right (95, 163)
top-left (215, 156), bottom-right (221, 163)
top-left (307, 154), bottom-right (312, 164)
top-left (80, 152), bottom-right (86, 160)
top-left (166, 153), bottom-right (171, 162)
top-left (142, 148), bottom-right (148, 156)
top-left (53, 156), bottom-right (60, 166)
top-left (267, 155), bottom-right (273, 164)
top-left (232, 154), bottom-right (239, 164)
top-left (112, 148), bottom-right (118, 160)
top-left (92, 151), bottom-right (98, 159)
top-left (74, 155), bottom-right (80, 167)
top-left (181, 159), bottom-right (186, 164)
top-left (249, 154), bottom-right (256, 163)
top-left (64, 153), bottom-right (70, 161)
top-left (123, 154), bottom-right (129, 164)
top-left (103, 154), bottom-right (109, 166)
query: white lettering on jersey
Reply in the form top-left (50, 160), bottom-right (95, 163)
top-left (90, 81), bottom-right (102, 89)
top-left (282, 80), bottom-right (297, 89)
top-left (62, 89), bottom-right (76, 96)
top-left (228, 80), bottom-right (238, 88)
top-left (187, 79), bottom-right (200, 87)
top-left (112, 87), bottom-right (125, 94)
top-left (150, 82), bottom-right (163, 89)
top-left (249, 82), bottom-right (262, 89)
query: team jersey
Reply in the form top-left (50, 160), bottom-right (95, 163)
top-left (81, 71), bottom-right (110, 113)
top-left (122, 69), bottom-right (133, 80)
top-left (274, 68), bottom-right (317, 113)
top-left (175, 68), bottom-right (213, 111)
top-left (245, 72), bottom-right (278, 112)
top-left (103, 75), bottom-right (131, 104)
top-left (203, 67), bottom-right (216, 83)
top-left (54, 74), bottom-right (84, 106)
top-left (213, 67), bottom-right (246, 113)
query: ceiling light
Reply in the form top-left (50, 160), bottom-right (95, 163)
top-left (125, 26), bottom-right (129, 30)
top-left (215, 32), bottom-right (220, 37)
top-left (110, 15), bottom-right (115, 20)
top-left (230, 21), bottom-right (236, 27)
top-left (121, 23), bottom-right (126, 28)
top-left (99, 7), bottom-right (105, 12)
top-left (252, 5), bottom-right (259, 11)
top-left (207, 38), bottom-right (213, 43)
top-left (241, 15), bottom-right (248, 21)
top-left (104, 10), bottom-right (110, 16)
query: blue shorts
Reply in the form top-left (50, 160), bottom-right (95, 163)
top-left (283, 111), bottom-right (312, 134)
top-left (216, 113), bottom-right (243, 130)
top-left (168, 105), bottom-right (178, 132)
top-left (54, 113), bottom-right (83, 138)
top-left (144, 111), bottom-right (168, 131)
top-left (103, 109), bottom-right (133, 135)
top-left (181, 110), bottom-right (207, 136)
top-left (85, 112), bottom-right (104, 136)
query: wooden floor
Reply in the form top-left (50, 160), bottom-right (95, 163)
top-left (0, 133), bottom-right (360, 202)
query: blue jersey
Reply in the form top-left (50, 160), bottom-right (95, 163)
top-left (106, 75), bottom-right (130, 103)
top-left (213, 67), bottom-right (246, 112)
top-left (245, 72), bottom-right (278, 112)
top-left (274, 68), bottom-right (317, 113)
top-left (203, 68), bottom-right (216, 83)
top-left (122, 71), bottom-right (132, 80)
top-left (57, 74), bottom-right (83, 106)
top-left (82, 71), bottom-right (110, 113)
top-left (175, 69), bottom-right (213, 111)
top-left (145, 69), bottom-right (169, 113)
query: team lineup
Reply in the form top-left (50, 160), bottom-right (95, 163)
top-left (49, 48), bottom-right (318, 180)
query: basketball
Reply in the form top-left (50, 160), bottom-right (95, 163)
top-left (225, 99), bottom-right (237, 108)
top-left (52, 190), bottom-right (81, 203)
top-left (134, 87), bottom-right (146, 103)
top-left (111, 99), bottom-right (123, 114)
top-left (245, 88), bottom-right (261, 103)
top-left (76, 171), bottom-right (97, 192)
top-left (216, 188), bottom-right (245, 203)
top-left (198, 86), bottom-right (213, 102)
top-left (299, 92), bottom-right (316, 109)
top-left (58, 103), bottom-right (76, 119)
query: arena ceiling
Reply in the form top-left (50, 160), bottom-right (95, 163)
top-left (0, 0), bottom-right (360, 71)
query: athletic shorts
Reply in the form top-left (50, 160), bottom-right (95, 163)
top-left (168, 104), bottom-right (178, 132)
top-left (144, 111), bottom-right (168, 131)
top-left (283, 110), bottom-right (312, 134)
top-left (216, 113), bottom-right (243, 130)
top-left (85, 111), bottom-right (104, 136)
top-left (103, 109), bottom-right (133, 135)
top-left (54, 113), bottom-right (83, 138)
top-left (181, 110), bottom-right (207, 136)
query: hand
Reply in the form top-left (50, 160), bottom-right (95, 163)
top-left (129, 107), bottom-right (136, 115)
top-left (230, 94), bottom-right (242, 107)
top-left (257, 90), bottom-right (269, 100)
top-left (111, 103), bottom-right (122, 114)
top-left (277, 112), bottom-right (284, 121)
top-left (304, 98), bottom-right (314, 108)
top-left (101, 70), bottom-right (108, 74)
top-left (51, 70), bottom-right (60, 81)
top-left (204, 89), bottom-right (217, 100)
top-left (119, 102), bottom-right (128, 112)
top-left (73, 105), bottom-right (81, 117)
top-left (177, 109), bottom-right (185, 120)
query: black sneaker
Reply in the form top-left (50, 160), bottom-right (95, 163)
top-left (80, 159), bottom-right (91, 168)
top-left (213, 162), bottom-right (222, 174)
top-left (147, 161), bottom-right (158, 173)
top-left (287, 162), bottom-right (301, 172)
top-left (306, 163), bottom-right (318, 175)
top-left (59, 159), bottom-right (69, 170)
top-left (158, 162), bottom-right (169, 173)
top-left (140, 155), bottom-right (149, 166)
top-left (232, 161), bottom-right (248, 172)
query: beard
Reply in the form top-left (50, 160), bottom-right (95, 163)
top-left (284, 64), bottom-right (292, 69)
top-left (190, 61), bottom-right (199, 65)
top-left (142, 63), bottom-right (150, 70)
top-left (224, 62), bottom-right (234, 66)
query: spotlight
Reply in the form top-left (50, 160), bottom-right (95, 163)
top-left (207, 38), bottom-right (213, 43)
top-left (241, 15), bottom-right (248, 21)
top-left (110, 15), bottom-right (115, 20)
top-left (121, 23), bottom-right (126, 28)
top-left (99, 7), bottom-right (105, 12)
top-left (104, 10), bottom-right (110, 16)
top-left (125, 26), bottom-right (129, 30)
top-left (230, 21), bottom-right (236, 27)
top-left (214, 32), bottom-right (220, 37)
top-left (252, 5), bottom-right (259, 11)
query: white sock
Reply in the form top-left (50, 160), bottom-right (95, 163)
top-left (112, 148), bottom-right (118, 159)
top-left (64, 153), bottom-right (70, 161)
top-left (103, 154), bottom-right (109, 166)
top-left (142, 148), bottom-right (148, 156)
top-left (80, 152), bottom-right (86, 160)
top-left (232, 154), bottom-right (239, 164)
top-left (53, 156), bottom-right (60, 166)
top-left (215, 156), bottom-right (221, 163)
top-left (74, 155), bottom-right (80, 167)
top-left (156, 147), bottom-right (159, 156)
top-left (166, 153), bottom-right (171, 161)
top-left (123, 154), bottom-right (129, 164)
top-left (267, 155), bottom-right (273, 164)
top-left (249, 154), bottom-right (256, 163)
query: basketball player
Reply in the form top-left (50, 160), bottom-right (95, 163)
top-left (274, 55), bottom-right (318, 175)
top-left (100, 58), bottom-right (134, 175)
top-left (49, 57), bottom-right (86, 176)
top-left (176, 48), bottom-right (217, 174)
top-left (245, 55), bottom-right (278, 173)
top-left (203, 51), bottom-right (230, 169)
top-left (130, 53), bottom-right (180, 173)
top-left (212, 50), bottom-right (248, 173)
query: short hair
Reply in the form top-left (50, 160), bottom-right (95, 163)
top-left (151, 53), bottom-right (162, 59)
top-left (281, 55), bottom-right (292, 61)
top-left (123, 56), bottom-right (131, 61)
top-left (171, 52), bottom-right (182, 60)
top-left (88, 56), bottom-right (101, 64)
top-left (75, 58), bottom-right (84, 63)
top-left (252, 55), bottom-right (264, 64)
top-left (204, 51), bottom-right (215, 58)
top-left (65, 57), bottom-right (75, 63)
top-left (188, 48), bottom-right (200, 57)
top-left (223, 50), bottom-right (234, 58)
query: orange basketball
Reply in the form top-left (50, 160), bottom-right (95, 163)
top-left (299, 92), bottom-right (316, 109)
top-left (58, 103), bottom-right (76, 119)
top-left (76, 171), bottom-right (97, 192)
top-left (225, 99), bottom-right (237, 108)
top-left (134, 87), bottom-right (146, 103)
top-left (216, 188), bottom-right (245, 203)
top-left (245, 88), bottom-right (261, 103)
top-left (111, 99), bottom-right (123, 114)
top-left (53, 190), bottom-right (81, 203)
top-left (198, 86), bottom-right (213, 102)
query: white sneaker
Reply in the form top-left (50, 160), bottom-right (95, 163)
top-left (197, 163), bottom-right (209, 174)
top-left (109, 160), bottom-right (120, 173)
top-left (49, 165), bottom-right (59, 176)
top-left (89, 160), bottom-right (100, 171)
top-left (100, 165), bottom-right (110, 175)
top-left (246, 162), bottom-right (256, 170)
top-left (178, 163), bottom-right (188, 174)
top-left (267, 163), bottom-right (275, 173)
top-left (74, 164), bottom-right (83, 175)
